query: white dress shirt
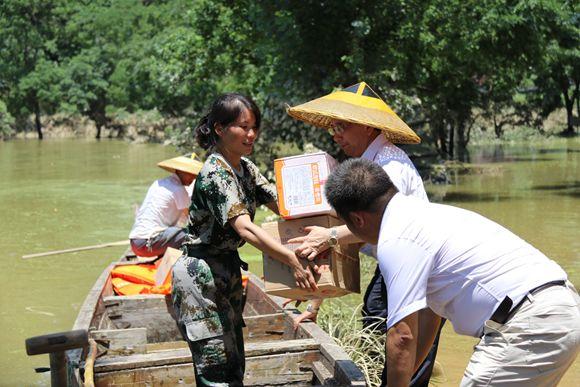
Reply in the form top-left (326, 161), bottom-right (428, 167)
top-left (360, 134), bottom-right (428, 257)
top-left (378, 194), bottom-right (568, 337)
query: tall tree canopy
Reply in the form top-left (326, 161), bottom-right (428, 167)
top-left (0, 0), bottom-right (577, 156)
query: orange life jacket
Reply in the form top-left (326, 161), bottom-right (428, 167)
top-left (111, 264), bottom-right (171, 296)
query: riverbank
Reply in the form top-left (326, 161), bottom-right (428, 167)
top-left (5, 110), bottom-right (183, 144)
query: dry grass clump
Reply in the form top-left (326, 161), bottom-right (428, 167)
top-left (317, 300), bottom-right (385, 386)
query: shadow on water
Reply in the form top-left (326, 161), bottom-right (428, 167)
top-left (537, 148), bottom-right (580, 154)
top-left (555, 191), bottom-right (580, 199)
top-left (440, 192), bottom-right (514, 203)
top-left (531, 181), bottom-right (580, 191)
top-left (532, 181), bottom-right (580, 198)
top-left (499, 156), bottom-right (555, 162)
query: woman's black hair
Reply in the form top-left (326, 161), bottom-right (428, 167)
top-left (195, 93), bottom-right (261, 150)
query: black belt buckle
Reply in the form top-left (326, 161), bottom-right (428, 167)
top-left (490, 296), bottom-right (513, 324)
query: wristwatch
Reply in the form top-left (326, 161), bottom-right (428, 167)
top-left (306, 304), bottom-right (319, 313)
top-left (327, 227), bottom-right (338, 248)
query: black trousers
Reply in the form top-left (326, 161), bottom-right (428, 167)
top-left (362, 265), bottom-right (445, 387)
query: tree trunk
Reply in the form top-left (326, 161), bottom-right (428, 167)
top-left (34, 99), bottom-right (43, 140)
top-left (561, 85), bottom-right (575, 136)
top-left (95, 123), bottom-right (102, 139)
top-left (493, 114), bottom-right (502, 138)
top-left (436, 121), bottom-right (448, 158)
top-left (575, 79), bottom-right (579, 129)
top-left (456, 121), bottom-right (469, 161)
top-left (448, 121), bottom-right (454, 159)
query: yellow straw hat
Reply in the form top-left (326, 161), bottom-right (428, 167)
top-left (287, 82), bottom-right (420, 144)
top-left (157, 153), bottom-right (204, 176)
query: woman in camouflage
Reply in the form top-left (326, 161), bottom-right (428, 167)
top-left (171, 93), bottom-right (318, 386)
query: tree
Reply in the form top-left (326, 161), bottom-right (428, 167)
top-left (528, 1), bottom-right (579, 135)
top-left (0, 0), bottom-right (69, 139)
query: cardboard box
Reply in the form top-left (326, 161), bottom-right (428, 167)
top-left (274, 152), bottom-right (338, 219)
top-left (154, 247), bottom-right (182, 286)
top-left (262, 215), bottom-right (360, 299)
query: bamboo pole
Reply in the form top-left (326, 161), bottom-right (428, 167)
top-left (22, 240), bottom-right (129, 259)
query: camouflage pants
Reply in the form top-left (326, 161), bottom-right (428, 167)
top-left (172, 251), bottom-right (245, 386)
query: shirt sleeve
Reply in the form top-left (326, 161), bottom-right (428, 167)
top-left (382, 162), bottom-right (428, 202)
top-left (255, 173), bottom-right (277, 205)
top-left (198, 161), bottom-right (249, 227)
top-left (173, 185), bottom-right (192, 210)
top-left (245, 159), bottom-right (277, 205)
top-left (377, 238), bottom-right (434, 329)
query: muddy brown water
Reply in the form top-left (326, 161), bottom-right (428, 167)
top-left (0, 138), bottom-right (577, 385)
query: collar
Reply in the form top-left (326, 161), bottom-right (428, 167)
top-left (361, 133), bottom-right (389, 161)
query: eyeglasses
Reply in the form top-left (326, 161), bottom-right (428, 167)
top-left (327, 121), bottom-right (346, 136)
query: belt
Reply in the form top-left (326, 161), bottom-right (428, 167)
top-left (184, 245), bottom-right (249, 271)
top-left (490, 280), bottom-right (566, 324)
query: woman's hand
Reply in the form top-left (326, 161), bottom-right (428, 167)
top-left (288, 226), bottom-right (331, 260)
top-left (290, 261), bottom-right (318, 290)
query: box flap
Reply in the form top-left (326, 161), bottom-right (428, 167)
top-left (154, 247), bottom-right (182, 286)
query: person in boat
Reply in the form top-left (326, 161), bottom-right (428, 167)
top-left (171, 93), bottom-right (318, 387)
top-left (286, 82), bottom-right (443, 386)
top-left (325, 158), bottom-right (580, 387)
top-left (129, 155), bottom-right (203, 257)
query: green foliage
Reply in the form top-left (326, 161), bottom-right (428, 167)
top-left (0, 0), bottom-right (577, 150)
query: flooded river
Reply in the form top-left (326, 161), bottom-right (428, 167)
top-left (0, 138), bottom-right (578, 385)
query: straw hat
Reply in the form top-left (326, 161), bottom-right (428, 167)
top-left (157, 153), bottom-right (204, 176)
top-left (287, 82), bottom-right (420, 144)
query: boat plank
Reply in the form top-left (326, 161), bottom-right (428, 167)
top-left (102, 295), bottom-right (181, 342)
top-left (95, 352), bottom-right (318, 387)
top-left (91, 328), bottom-right (147, 356)
top-left (243, 313), bottom-right (289, 341)
top-left (95, 339), bottom-right (319, 373)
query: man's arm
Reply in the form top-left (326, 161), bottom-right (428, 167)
top-left (288, 224), bottom-right (363, 260)
top-left (386, 311), bottom-right (419, 387)
top-left (415, 308), bottom-right (441, 371)
top-left (285, 298), bottom-right (323, 330)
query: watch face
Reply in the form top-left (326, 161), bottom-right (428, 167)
top-left (328, 228), bottom-right (338, 246)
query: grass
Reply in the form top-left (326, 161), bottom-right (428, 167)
top-left (317, 300), bottom-right (386, 386)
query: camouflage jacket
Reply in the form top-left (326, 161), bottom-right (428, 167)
top-left (185, 153), bottom-right (277, 254)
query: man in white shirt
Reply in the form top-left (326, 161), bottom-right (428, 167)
top-left (325, 158), bottom-right (580, 387)
top-left (129, 155), bottom-right (203, 257)
top-left (287, 82), bottom-right (441, 386)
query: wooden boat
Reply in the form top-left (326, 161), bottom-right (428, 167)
top-left (46, 254), bottom-right (367, 386)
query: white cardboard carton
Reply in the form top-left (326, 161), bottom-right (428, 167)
top-left (274, 152), bottom-right (338, 219)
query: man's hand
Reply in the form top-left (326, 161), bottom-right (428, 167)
top-left (282, 300), bottom-right (319, 331)
top-left (288, 226), bottom-right (331, 260)
top-left (282, 299), bottom-right (303, 308)
top-left (291, 309), bottom-right (318, 331)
